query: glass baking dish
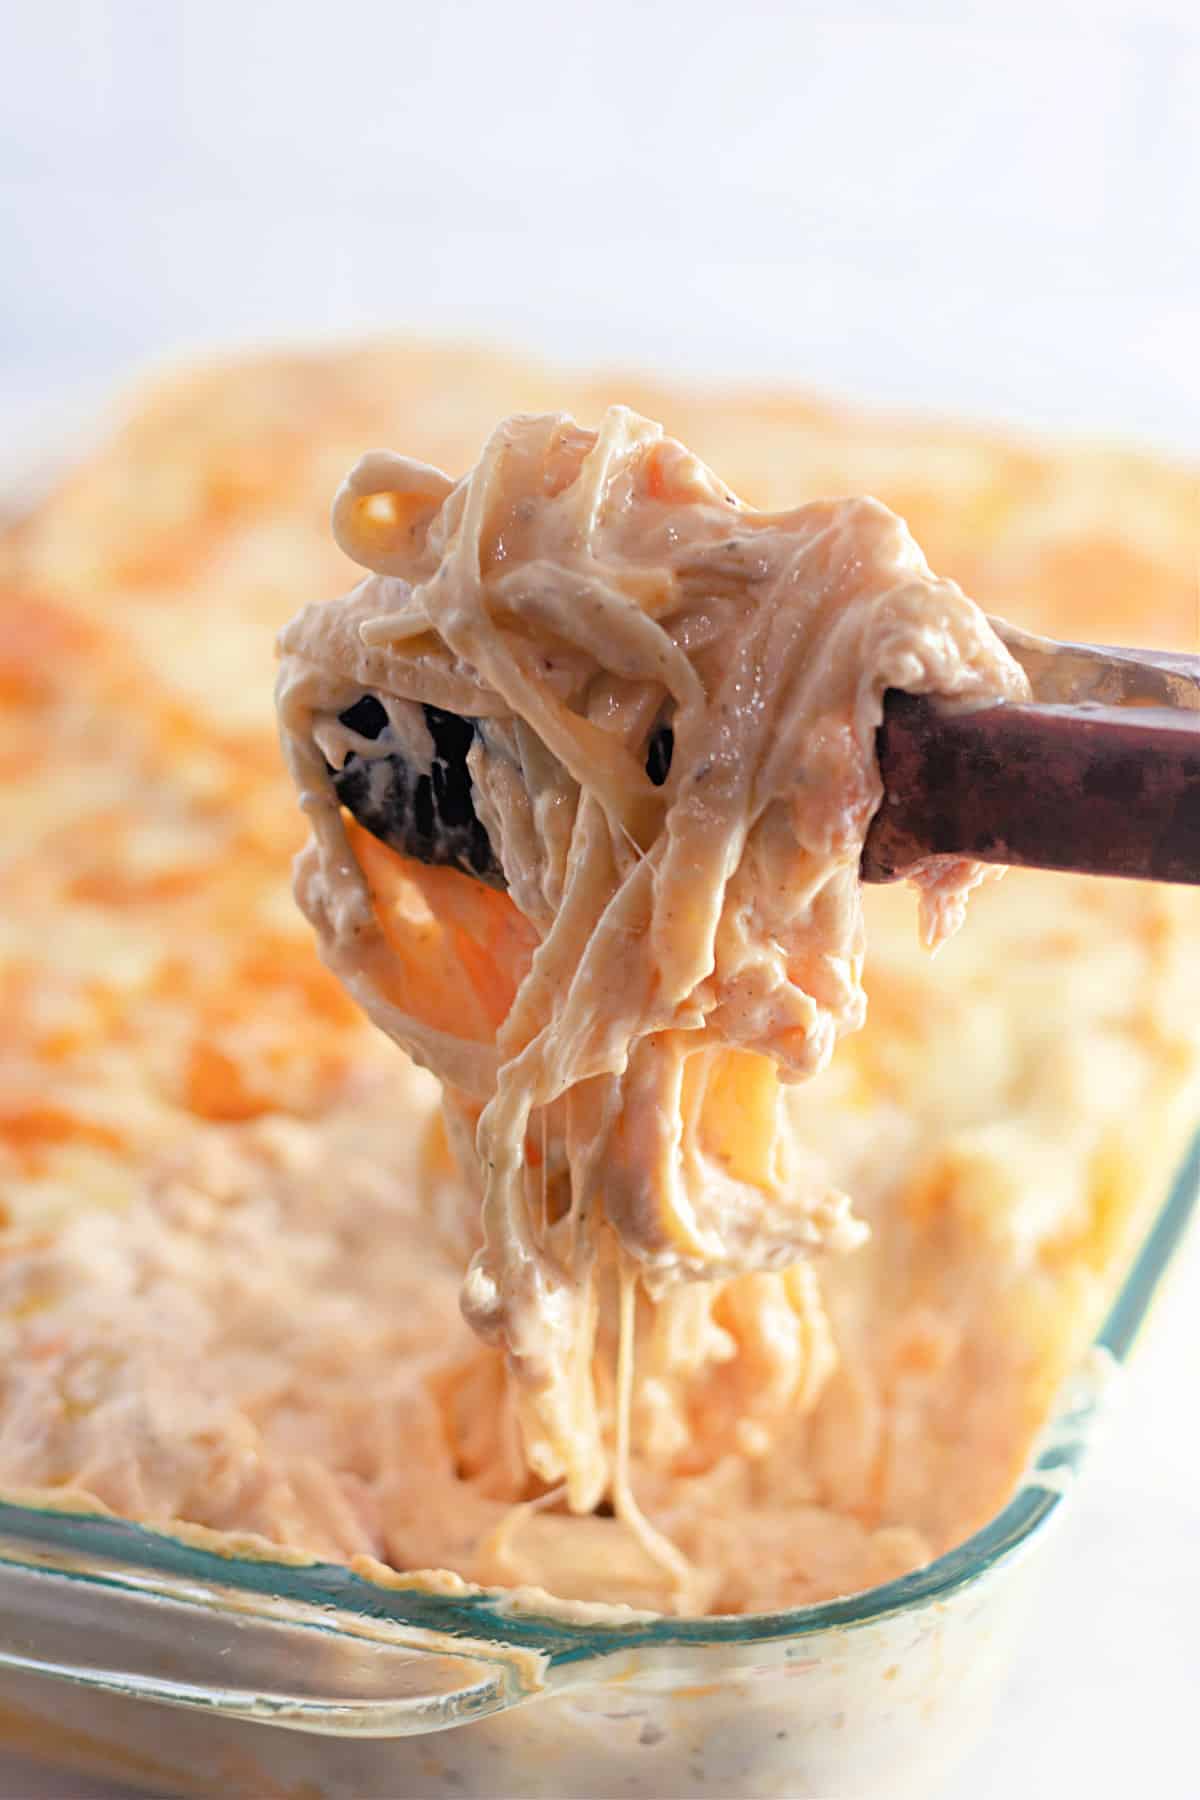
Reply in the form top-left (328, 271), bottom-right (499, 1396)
top-left (0, 1136), bottom-right (1194, 1800)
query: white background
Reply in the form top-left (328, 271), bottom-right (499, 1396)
top-left (3, 0), bottom-right (1200, 451)
top-left (2, 3), bottom-right (1199, 1796)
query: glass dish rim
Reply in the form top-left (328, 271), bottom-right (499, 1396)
top-left (0, 1131), bottom-right (1195, 1668)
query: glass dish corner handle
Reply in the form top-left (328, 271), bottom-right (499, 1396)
top-left (0, 1530), bottom-right (550, 1736)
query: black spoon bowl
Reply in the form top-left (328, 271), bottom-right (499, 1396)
top-left (329, 699), bottom-right (505, 887)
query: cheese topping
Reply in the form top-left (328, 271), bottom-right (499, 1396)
top-left (276, 407), bottom-right (1028, 1587)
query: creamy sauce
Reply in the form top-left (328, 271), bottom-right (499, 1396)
top-left (276, 408), bottom-right (1028, 1602)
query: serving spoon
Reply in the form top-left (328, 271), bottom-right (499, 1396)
top-left (325, 623), bottom-right (1200, 890)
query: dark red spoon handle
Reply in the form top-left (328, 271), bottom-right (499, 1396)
top-left (863, 690), bottom-right (1200, 886)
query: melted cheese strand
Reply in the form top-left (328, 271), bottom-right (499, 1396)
top-left (612, 1258), bottom-right (694, 1602)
